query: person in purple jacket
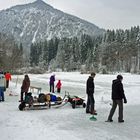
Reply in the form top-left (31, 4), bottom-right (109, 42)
top-left (49, 74), bottom-right (55, 93)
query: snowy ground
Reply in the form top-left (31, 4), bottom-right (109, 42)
top-left (0, 72), bottom-right (140, 140)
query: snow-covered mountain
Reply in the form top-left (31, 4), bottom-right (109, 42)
top-left (0, 0), bottom-right (104, 48)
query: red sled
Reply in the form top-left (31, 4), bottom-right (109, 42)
top-left (67, 94), bottom-right (86, 109)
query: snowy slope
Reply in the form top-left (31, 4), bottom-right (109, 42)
top-left (0, 72), bottom-right (140, 140)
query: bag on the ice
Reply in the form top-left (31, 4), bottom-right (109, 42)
top-left (50, 94), bottom-right (57, 102)
top-left (57, 96), bottom-right (62, 101)
top-left (45, 94), bottom-right (51, 102)
top-left (38, 93), bottom-right (46, 103)
top-left (25, 92), bottom-right (33, 105)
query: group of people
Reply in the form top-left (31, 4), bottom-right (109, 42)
top-left (49, 74), bottom-right (62, 93)
top-left (20, 72), bottom-right (127, 122)
top-left (1, 70), bottom-right (127, 122)
top-left (86, 72), bottom-right (127, 123)
top-left (19, 74), bottom-right (62, 102)
top-left (0, 72), bottom-right (62, 102)
top-left (0, 71), bottom-right (12, 102)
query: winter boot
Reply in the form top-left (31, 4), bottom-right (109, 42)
top-left (105, 119), bottom-right (113, 122)
top-left (118, 120), bottom-right (124, 123)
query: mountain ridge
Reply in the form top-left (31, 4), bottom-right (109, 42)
top-left (0, 0), bottom-right (104, 49)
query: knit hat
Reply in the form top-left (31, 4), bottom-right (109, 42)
top-left (117, 75), bottom-right (123, 80)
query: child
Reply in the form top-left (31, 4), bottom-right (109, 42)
top-left (56, 80), bottom-right (62, 93)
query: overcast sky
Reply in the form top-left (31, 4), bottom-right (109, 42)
top-left (0, 0), bottom-right (140, 30)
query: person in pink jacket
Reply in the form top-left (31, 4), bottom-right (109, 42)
top-left (56, 80), bottom-right (62, 93)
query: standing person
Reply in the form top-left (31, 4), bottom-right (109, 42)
top-left (20, 75), bottom-right (30, 102)
top-left (49, 74), bottom-right (55, 93)
top-left (0, 71), bottom-right (6, 102)
top-left (106, 75), bottom-right (127, 123)
top-left (86, 72), bottom-right (97, 115)
top-left (56, 80), bottom-right (62, 93)
top-left (5, 71), bottom-right (12, 88)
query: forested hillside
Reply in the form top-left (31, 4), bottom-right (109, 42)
top-left (30, 26), bottom-right (140, 73)
top-left (0, 33), bottom-right (23, 72)
top-left (1, 26), bottom-right (139, 74)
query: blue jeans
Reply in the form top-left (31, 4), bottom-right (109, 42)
top-left (0, 87), bottom-right (4, 101)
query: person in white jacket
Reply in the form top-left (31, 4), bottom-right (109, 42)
top-left (0, 71), bottom-right (6, 101)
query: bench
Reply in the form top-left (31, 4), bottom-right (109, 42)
top-left (30, 86), bottom-right (42, 94)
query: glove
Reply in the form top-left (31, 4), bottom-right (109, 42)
top-left (124, 99), bottom-right (127, 104)
top-left (3, 87), bottom-right (6, 92)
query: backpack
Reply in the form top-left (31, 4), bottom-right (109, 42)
top-left (50, 94), bottom-right (57, 102)
top-left (38, 93), bottom-right (46, 103)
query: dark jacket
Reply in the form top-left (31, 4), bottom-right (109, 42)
top-left (49, 75), bottom-right (55, 85)
top-left (21, 76), bottom-right (30, 92)
top-left (86, 76), bottom-right (94, 95)
top-left (112, 79), bottom-right (126, 100)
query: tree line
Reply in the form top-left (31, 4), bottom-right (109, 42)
top-left (30, 26), bottom-right (140, 73)
top-left (1, 25), bottom-right (140, 74)
top-left (0, 33), bottom-right (23, 73)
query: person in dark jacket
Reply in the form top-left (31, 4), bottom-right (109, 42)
top-left (106, 75), bottom-right (127, 123)
top-left (86, 72), bottom-right (97, 115)
top-left (49, 74), bottom-right (55, 93)
top-left (20, 75), bottom-right (30, 102)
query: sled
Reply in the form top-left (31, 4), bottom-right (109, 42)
top-left (18, 92), bottom-right (67, 111)
top-left (66, 92), bottom-right (86, 109)
top-left (29, 86), bottom-right (42, 95)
